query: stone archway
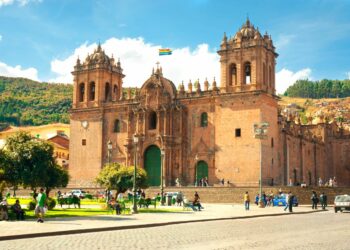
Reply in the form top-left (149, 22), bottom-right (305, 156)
top-left (196, 160), bottom-right (209, 183)
top-left (144, 145), bottom-right (161, 186)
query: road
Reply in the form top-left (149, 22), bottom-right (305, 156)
top-left (1, 210), bottom-right (349, 250)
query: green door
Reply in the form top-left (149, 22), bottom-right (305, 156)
top-left (196, 161), bottom-right (208, 181)
top-left (144, 145), bottom-right (161, 186)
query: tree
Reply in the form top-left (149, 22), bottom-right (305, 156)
top-left (95, 162), bottom-right (148, 197)
top-left (44, 164), bottom-right (69, 197)
top-left (284, 79), bottom-right (350, 98)
top-left (1, 131), bottom-right (69, 197)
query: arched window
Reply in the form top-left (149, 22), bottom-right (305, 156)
top-left (200, 112), bottom-right (208, 127)
top-left (113, 85), bottom-right (118, 95)
top-left (113, 119), bottom-right (120, 133)
top-left (149, 111), bottom-right (157, 130)
top-left (79, 83), bottom-right (85, 102)
top-left (244, 62), bottom-right (251, 84)
top-left (89, 82), bottom-right (95, 101)
top-left (105, 82), bottom-right (111, 101)
top-left (229, 64), bottom-right (237, 86)
top-left (271, 137), bottom-right (274, 148)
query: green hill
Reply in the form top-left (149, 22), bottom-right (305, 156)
top-left (0, 76), bottom-right (72, 126)
top-left (284, 79), bottom-right (350, 98)
top-left (1, 76), bottom-right (348, 128)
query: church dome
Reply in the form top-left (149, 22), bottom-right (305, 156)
top-left (85, 43), bottom-right (111, 65)
top-left (234, 18), bottom-right (259, 40)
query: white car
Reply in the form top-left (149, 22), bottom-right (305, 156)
top-left (334, 195), bottom-right (350, 213)
top-left (70, 190), bottom-right (86, 198)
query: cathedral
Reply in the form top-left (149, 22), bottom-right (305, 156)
top-left (69, 19), bottom-right (350, 188)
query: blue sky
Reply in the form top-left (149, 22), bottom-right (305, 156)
top-left (0, 0), bottom-right (350, 93)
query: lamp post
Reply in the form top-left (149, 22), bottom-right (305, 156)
top-left (132, 135), bottom-right (139, 214)
top-left (107, 140), bottom-right (113, 164)
top-left (253, 121), bottom-right (269, 208)
top-left (194, 154), bottom-right (199, 186)
top-left (160, 148), bottom-right (165, 206)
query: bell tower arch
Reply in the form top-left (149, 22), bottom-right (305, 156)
top-left (72, 44), bottom-right (125, 108)
top-left (218, 18), bottom-right (278, 95)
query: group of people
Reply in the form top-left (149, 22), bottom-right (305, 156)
top-left (0, 187), bottom-right (46, 222)
top-left (254, 191), bottom-right (276, 207)
top-left (220, 178), bottom-right (230, 186)
top-left (318, 177), bottom-right (337, 187)
top-left (196, 177), bottom-right (209, 187)
top-left (243, 189), bottom-right (328, 212)
top-left (0, 198), bottom-right (25, 220)
top-left (311, 190), bottom-right (327, 210)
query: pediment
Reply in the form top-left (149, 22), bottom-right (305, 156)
top-left (192, 137), bottom-right (213, 155)
top-left (140, 73), bottom-right (176, 99)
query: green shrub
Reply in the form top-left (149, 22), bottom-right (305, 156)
top-left (85, 194), bottom-right (93, 199)
top-left (28, 201), bottom-right (36, 210)
top-left (46, 197), bottom-right (56, 210)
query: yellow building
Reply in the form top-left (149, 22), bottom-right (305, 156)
top-left (0, 123), bottom-right (70, 168)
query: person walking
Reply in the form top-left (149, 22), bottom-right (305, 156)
top-left (244, 191), bottom-right (250, 211)
top-left (320, 192), bottom-right (327, 210)
top-left (284, 192), bottom-right (290, 211)
top-left (311, 191), bottom-right (318, 209)
top-left (35, 188), bottom-right (47, 223)
top-left (288, 192), bottom-right (294, 213)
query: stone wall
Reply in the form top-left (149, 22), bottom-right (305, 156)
top-left (145, 186), bottom-right (350, 205)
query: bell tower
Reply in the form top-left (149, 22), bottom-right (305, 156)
top-left (218, 18), bottom-right (278, 95)
top-left (72, 44), bottom-right (125, 109)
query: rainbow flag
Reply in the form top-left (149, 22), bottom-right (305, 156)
top-left (159, 48), bottom-right (172, 56)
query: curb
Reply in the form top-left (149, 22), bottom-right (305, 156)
top-left (0, 210), bottom-right (326, 241)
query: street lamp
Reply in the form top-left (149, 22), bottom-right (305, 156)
top-left (132, 135), bottom-right (139, 214)
top-left (194, 154), bottom-right (199, 186)
top-left (253, 121), bottom-right (269, 208)
top-left (107, 140), bottom-right (113, 164)
top-left (160, 149), bottom-right (165, 206)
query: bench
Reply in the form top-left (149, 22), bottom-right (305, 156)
top-left (183, 202), bottom-right (198, 211)
top-left (57, 196), bottom-right (81, 208)
top-left (138, 198), bottom-right (157, 209)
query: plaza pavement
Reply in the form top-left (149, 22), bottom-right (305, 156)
top-left (0, 204), bottom-right (325, 241)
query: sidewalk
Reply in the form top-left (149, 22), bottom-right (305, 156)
top-left (0, 204), bottom-right (325, 241)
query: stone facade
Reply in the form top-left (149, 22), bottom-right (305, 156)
top-left (69, 19), bottom-right (350, 188)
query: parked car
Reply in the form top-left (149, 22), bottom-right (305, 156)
top-left (70, 189), bottom-right (87, 199)
top-left (334, 194), bottom-right (350, 213)
top-left (273, 194), bottom-right (298, 207)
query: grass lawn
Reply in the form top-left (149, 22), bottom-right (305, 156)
top-left (80, 199), bottom-right (105, 205)
top-left (21, 207), bottom-right (186, 219)
top-left (7, 197), bottom-right (105, 206)
top-left (7, 198), bottom-right (33, 205)
top-left (24, 208), bottom-right (111, 219)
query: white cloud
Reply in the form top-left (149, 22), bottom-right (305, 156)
top-left (276, 68), bottom-right (312, 94)
top-left (347, 72), bottom-right (350, 80)
top-left (0, 0), bottom-right (41, 7)
top-left (0, 61), bottom-right (39, 81)
top-left (0, 35), bottom-right (2, 41)
top-left (49, 37), bottom-right (220, 88)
